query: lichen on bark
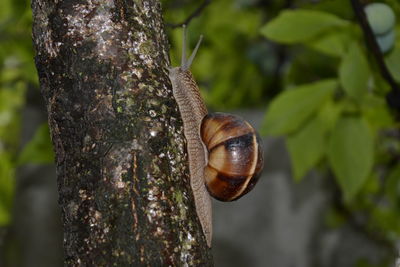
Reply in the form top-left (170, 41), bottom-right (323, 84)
top-left (31, 0), bottom-right (213, 265)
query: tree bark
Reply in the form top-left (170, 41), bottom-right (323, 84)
top-left (31, 0), bottom-right (213, 265)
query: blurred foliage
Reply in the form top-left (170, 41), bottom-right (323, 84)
top-left (260, 0), bottom-right (400, 259)
top-left (0, 0), bottom-right (53, 227)
top-left (163, 0), bottom-right (282, 109)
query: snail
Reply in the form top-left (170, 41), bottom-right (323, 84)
top-left (168, 26), bottom-right (264, 247)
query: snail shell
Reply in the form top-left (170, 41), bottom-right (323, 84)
top-left (201, 113), bottom-right (264, 202)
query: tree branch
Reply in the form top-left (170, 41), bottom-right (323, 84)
top-left (166, 0), bottom-right (211, 28)
top-left (31, 0), bottom-right (213, 265)
top-left (350, 0), bottom-right (400, 111)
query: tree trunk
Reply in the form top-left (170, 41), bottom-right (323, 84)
top-left (31, 0), bottom-right (213, 265)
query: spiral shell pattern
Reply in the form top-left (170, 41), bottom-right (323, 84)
top-left (201, 112), bottom-right (264, 201)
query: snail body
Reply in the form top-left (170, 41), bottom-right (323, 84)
top-left (168, 26), bottom-right (264, 247)
top-left (168, 31), bottom-right (213, 247)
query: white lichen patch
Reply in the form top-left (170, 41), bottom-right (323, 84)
top-left (155, 226), bottom-right (164, 237)
top-left (149, 110), bottom-right (156, 117)
top-left (45, 30), bottom-right (60, 57)
top-left (79, 189), bottom-right (89, 200)
top-left (128, 31), bottom-right (157, 67)
top-left (66, 0), bottom-right (126, 61)
top-left (37, 15), bottom-right (60, 58)
top-left (145, 182), bottom-right (164, 224)
top-left (103, 144), bottom-right (141, 190)
top-left (132, 68), bottom-right (143, 79)
top-left (120, 69), bottom-right (143, 92)
top-left (146, 203), bottom-right (156, 223)
top-left (89, 209), bottom-right (100, 227)
top-left (115, 180), bottom-right (127, 189)
top-left (142, 1), bottom-right (152, 17)
top-left (149, 129), bottom-right (157, 137)
top-left (94, 210), bottom-right (102, 220)
top-left (147, 186), bottom-right (160, 201)
top-left (111, 161), bottom-right (129, 189)
top-left (148, 122), bottom-right (163, 138)
top-left (179, 232), bottom-right (196, 266)
top-left (66, 201), bottom-right (79, 219)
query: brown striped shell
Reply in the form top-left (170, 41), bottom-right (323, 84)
top-left (201, 112), bottom-right (264, 202)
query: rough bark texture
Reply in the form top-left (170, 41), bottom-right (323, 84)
top-left (31, 0), bottom-right (213, 265)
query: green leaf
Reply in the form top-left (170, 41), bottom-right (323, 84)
top-left (18, 123), bottom-right (54, 165)
top-left (317, 99), bottom-right (343, 132)
top-left (287, 117), bottom-right (326, 180)
top-left (287, 100), bottom-right (342, 181)
top-left (361, 95), bottom-right (394, 132)
top-left (339, 43), bottom-right (371, 99)
top-left (262, 79), bottom-right (337, 135)
top-left (168, 1), bottom-right (265, 109)
top-left (308, 30), bottom-right (352, 57)
top-left (260, 9), bottom-right (348, 44)
top-left (327, 116), bottom-right (374, 200)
